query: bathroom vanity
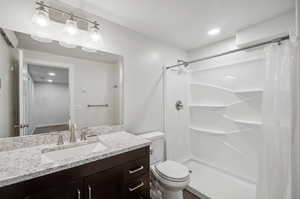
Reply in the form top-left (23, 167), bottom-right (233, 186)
top-left (0, 132), bottom-right (151, 199)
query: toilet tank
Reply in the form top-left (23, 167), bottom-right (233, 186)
top-left (139, 132), bottom-right (165, 165)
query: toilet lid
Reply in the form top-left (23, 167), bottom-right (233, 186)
top-left (155, 160), bottom-right (190, 182)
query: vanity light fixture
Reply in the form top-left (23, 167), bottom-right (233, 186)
top-left (32, 1), bottom-right (49, 27)
top-left (48, 72), bottom-right (56, 76)
top-left (33, 1), bottom-right (103, 44)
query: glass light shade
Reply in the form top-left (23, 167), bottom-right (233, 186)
top-left (64, 19), bottom-right (78, 35)
top-left (32, 9), bottom-right (49, 27)
top-left (89, 26), bottom-right (102, 42)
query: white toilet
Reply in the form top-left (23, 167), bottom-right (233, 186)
top-left (139, 132), bottom-right (190, 199)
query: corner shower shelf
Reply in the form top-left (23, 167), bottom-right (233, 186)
top-left (189, 126), bottom-right (241, 135)
top-left (189, 83), bottom-right (233, 92)
top-left (233, 119), bottom-right (262, 126)
top-left (223, 115), bottom-right (262, 126)
top-left (190, 83), bottom-right (264, 95)
top-left (234, 89), bottom-right (264, 95)
top-left (189, 104), bottom-right (228, 109)
top-left (189, 126), bottom-right (253, 135)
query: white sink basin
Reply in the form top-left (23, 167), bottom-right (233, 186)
top-left (41, 141), bottom-right (107, 164)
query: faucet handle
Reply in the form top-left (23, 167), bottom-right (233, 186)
top-left (80, 128), bottom-right (88, 141)
top-left (57, 134), bottom-right (64, 145)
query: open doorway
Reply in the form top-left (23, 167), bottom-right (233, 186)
top-left (24, 64), bottom-right (70, 135)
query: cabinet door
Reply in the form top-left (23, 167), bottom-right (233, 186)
top-left (85, 166), bottom-right (124, 199)
top-left (24, 180), bottom-right (82, 199)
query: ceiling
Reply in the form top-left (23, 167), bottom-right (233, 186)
top-left (59, 0), bottom-right (294, 50)
top-left (16, 32), bottom-right (121, 64)
top-left (28, 64), bottom-right (69, 84)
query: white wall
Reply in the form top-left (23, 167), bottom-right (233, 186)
top-left (0, 0), bottom-right (186, 134)
top-left (33, 82), bottom-right (69, 127)
top-left (165, 69), bottom-right (191, 162)
top-left (0, 34), bottom-right (15, 137)
top-left (23, 50), bottom-right (121, 128)
top-left (236, 12), bottom-right (294, 47)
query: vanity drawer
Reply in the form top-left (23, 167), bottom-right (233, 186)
top-left (126, 175), bottom-right (150, 199)
top-left (124, 157), bottom-right (149, 180)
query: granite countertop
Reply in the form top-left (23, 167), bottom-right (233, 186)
top-left (0, 131), bottom-right (151, 188)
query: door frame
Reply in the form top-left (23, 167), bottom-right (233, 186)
top-left (19, 51), bottom-right (75, 136)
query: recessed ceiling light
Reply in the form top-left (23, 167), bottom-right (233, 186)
top-left (226, 75), bottom-right (236, 79)
top-left (208, 28), bottom-right (221, 36)
top-left (47, 79), bottom-right (53, 83)
top-left (48, 72), bottom-right (56, 76)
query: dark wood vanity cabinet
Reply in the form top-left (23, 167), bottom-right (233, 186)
top-left (0, 147), bottom-right (150, 199)
top-left (85, 166), bottom-right (123, 199)
top-left (22, 180), bottom-right (83, 199)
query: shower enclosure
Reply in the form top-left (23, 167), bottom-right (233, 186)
top-left (164, 36), bottom-right (297, 199)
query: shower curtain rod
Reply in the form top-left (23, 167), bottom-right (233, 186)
top-left (165, 35), bottom-right (290, 70)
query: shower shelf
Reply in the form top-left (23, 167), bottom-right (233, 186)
top-left (234, 89), bottom-right (264, 94)
top-left (223, 115), bottom-right (262, 126)
top-left (189, 83), bottom-right (233, 92)
top-left (189, 82), bottom-right (264, 95)
top-left (232, 119), bottom-right (262, 126)
top-left (189, 126), bottom-right (239, 135)
top-left (189, 104), bottom-right (228, 109)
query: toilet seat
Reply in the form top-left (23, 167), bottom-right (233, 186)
top-left (154, 160), bottom-right (190, 182)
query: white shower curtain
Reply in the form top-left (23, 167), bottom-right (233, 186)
top-left (257, 40), bottom-right (300, 199)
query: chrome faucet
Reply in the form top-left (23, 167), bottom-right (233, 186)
top-left (69, 123), bottom-right (77, 143)
top-left (57, 134), bottom-right (64, 145)
top-left (80, 129), bottom-right (87, 141)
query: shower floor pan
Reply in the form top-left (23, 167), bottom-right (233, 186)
top-left (183, 159), bottom-right (256, 199)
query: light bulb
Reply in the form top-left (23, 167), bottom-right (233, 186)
top-left (64, 18), bottom-right (78, 35)
top-left (48, 72), bottom-right (56, 76)
top-left (32, 8), bottom-right (49, 27)
top-left (89, 23), bottom-right (102, 42)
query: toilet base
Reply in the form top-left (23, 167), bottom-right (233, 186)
top-left (163, 190), bottom-right (183, 199)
